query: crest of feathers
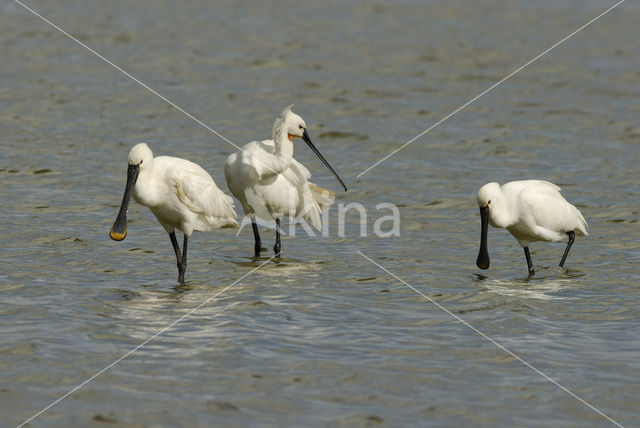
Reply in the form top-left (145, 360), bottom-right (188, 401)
top-left (272, 105), bottom-right (295, 140)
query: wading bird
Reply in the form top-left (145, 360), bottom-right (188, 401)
top-left (110, 143), bottom-right (237, 282)
top-left (224, 106), bottom-right (347, 257)
top-left (475, 180), bottom-right (588, 276)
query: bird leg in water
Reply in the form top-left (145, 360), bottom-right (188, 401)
top-left (169, 232), bottom-right (187, 282)
top-left (274, 218), bottom-right (281, 256)
top-left (524, 247), bottom-right (535, 276)
top-left (252, 220), bottom-right (262, 257)
top-left (559, 231), bottom-right (575, 268)
top-left (170, 232), bottom-right (182, 269)
top-left (179, 235), bottom-right (188, 283)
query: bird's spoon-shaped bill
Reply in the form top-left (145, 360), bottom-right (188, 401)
top-left (302, 129), bottom-right (347, 192)
top-left (476, 205), bottom-right (490, 269)
top-left (110, 164), bottom-right (140, 241)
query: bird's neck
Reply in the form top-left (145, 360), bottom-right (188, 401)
top-left (489, 194), bottom-right (516, 228)
top-left (271, 120), bottom-right (293, 173)
top-left (131, 161), bottom-right (157, 206)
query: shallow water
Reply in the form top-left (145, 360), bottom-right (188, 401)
top-left (1, 0), bottom-right (639, 426)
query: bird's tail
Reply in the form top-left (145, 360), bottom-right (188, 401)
top-left (308, 182), bottom-right (335, 210)
top-left (201, 192), bottom-right (238, 229)
top-left (295, 182), bottom-right (335, 231)
top-left (574, 207), bottom-right (588, 236)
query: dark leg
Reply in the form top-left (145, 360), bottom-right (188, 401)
top-left (559, 231), bottom-right (575, 268)
top-left (252, 220), bottom-right (262, 257)
top-left (178, 235), bottom-right (188, 283)
top-left (169, 232), bottom-right (182, 271)
top-left (273, 218), bottom-right (281, 256)
top-left (524, 247), bottom-right (535, 276)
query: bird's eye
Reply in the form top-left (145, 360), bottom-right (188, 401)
top-left (299, 125), bottom-right (304, 129)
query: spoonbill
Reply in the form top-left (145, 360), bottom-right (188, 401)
top-left (475, 180), bottom-right (588, 276)
top-left (110, 143), bottom-right (237, 282)
top-left (224, 106), bottom-right (347, 257)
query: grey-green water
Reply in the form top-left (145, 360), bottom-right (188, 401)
top-left (2, 1), bottom-right (639, 426)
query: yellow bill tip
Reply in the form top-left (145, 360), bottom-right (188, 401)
top-left (110, 229), bottom-right (127, 241)
top-left (476, 261), bottom-right (489, 270)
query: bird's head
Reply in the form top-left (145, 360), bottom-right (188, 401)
top-left (128, 142), bottom-right (153, 171)
top-left (477, 182), bottom-right (500, 210)
top-left (476, 182), bottom-right (501, 270)
top-left (280, 105), bottom-right (307, 141)
top-left (109, 143), bottom-right (152, 242)
top-left (275, 105), bottom-right (347, 192)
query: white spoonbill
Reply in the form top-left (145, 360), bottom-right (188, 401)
top-left (475, 180), bottom-right (588, 276)
top-left (224, 106), bottom-right (347, 257)
top-left (110, 143), bottom-right (237, 282)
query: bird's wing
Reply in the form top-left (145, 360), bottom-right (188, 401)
top-left (172, 161), bottom-right (236, 221)
top-left (504, 180), bottom-right (561, 196)
top-left (287, 159), bottom-right (335, 209)
top-left (285, 157), bottom-right (312, 183)
top-left (239, 140), bottom-right (276, 180)
top-left (282, 158), bottom-right (325, 230)
top-left (518, 184), bottom-right (582, 238)
top-left (529, 180), bottom-right (561, 192)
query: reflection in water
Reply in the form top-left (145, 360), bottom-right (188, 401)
top-left (480, 277), bottom-right (579, 300)
top-left (172, 282), bottom-right (195, 296)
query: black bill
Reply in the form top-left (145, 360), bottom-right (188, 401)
top-left (476, 205), bottom-right (490, 269)
top-left (109, 164), bottom-right (140, 241)
top-left (302, 129), bottom-right (348, 192)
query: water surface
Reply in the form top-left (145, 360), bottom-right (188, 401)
top-left (1, 1), bottom-right (639, 426)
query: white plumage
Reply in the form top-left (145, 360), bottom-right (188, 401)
top-left (110, 143), bottom-right (236, 282)
top-left (132, 148), bottom-right (237, 235)
top-left (226, 140), bottom-right (333, 230)
top-left (224, 106), bottom-right (346, 257)
top-left (476, 180), bottom-right (588, 275)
